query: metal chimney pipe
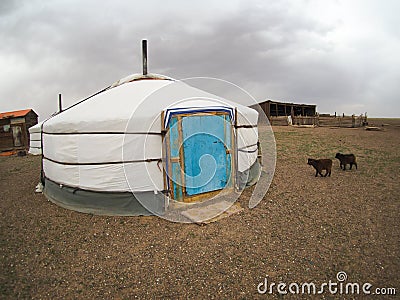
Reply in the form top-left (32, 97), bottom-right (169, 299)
top-left (58, 93), bottom-right (63, 112)
top-left (142, 39), bottom-right (148, 75)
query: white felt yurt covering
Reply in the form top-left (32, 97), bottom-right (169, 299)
top-left (28, 121), bottom-right (43, 155)
top-left (41, 74), bottom-right (260, 216)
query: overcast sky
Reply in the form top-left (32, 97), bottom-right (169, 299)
top-left (0, 0), bottom-right (399, 119)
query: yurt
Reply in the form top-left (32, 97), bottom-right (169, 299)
top-left (40, 42), bottom-right (261, 216)
top-left (28, 121), bottom-right (43, 155)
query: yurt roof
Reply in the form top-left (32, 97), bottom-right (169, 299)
top-left (29, 121), bottom-right (43, 133)
top-left (43, 74), bottom-right (258, 134)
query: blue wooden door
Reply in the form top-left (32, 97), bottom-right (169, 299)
top-left (167, 113), bottom-right (232, 201)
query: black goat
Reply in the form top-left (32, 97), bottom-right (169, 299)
top-left (335, 153), bottom-right (357, 170)
top-left (307, 158), bottom-right (332, 177)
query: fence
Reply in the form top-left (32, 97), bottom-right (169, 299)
top-left (269, 115), bottom-right (367, 127)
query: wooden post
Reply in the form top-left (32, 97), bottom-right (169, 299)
top-left (177, 116), bottom-right (186, 200)
top-left (161, 111), bottom-right (168, 197)
top-left (234, 108), bottom-right (238, 191)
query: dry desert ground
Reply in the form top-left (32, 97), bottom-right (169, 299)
top-left (1, 119), bottom-right (399, 299)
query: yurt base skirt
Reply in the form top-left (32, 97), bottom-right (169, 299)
top-left (43, 160), bottom-right (261, 216)
top-left (43, 178), bottom-right (167, 216)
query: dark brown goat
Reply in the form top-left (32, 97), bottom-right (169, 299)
top-left (335, 153), bottom-right (357, 170)
top-left (307, 158), bottom-right (332, 177)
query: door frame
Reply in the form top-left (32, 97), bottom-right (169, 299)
top-left (161, 111), bottom-right (235, 202)
top-left (11, 123), bottom-right (27, 148)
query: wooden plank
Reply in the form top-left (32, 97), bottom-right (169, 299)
top-left (177, 116), bottom-right (187, 200)
top-left (166, 116), bottom-right (176, 200)
top-left (182, 187), bottom-right (235, 203)
top-left (170, 157), bottom-right (180, 163)
top-left (229, 114), bottom-right (236, 190)
top-left (234, 108), bottom-right (239, 189)
top-left (160, 111), bottom-right (167, 196)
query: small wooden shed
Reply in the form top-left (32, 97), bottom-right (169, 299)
top-left (0, 109), bottom-right (38, 152)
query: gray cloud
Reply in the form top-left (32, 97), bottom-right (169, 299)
top-left (0, 0), bottom-right (399, 118)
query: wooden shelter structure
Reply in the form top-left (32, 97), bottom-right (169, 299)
top-left (249, 100), bottom-right (316, 125)
top-left (249, 99), bottom-right (367, 127)
top-left (250, 100), bottom-right (316, 119)
top-left (0, 109), bottom-right (38, 152)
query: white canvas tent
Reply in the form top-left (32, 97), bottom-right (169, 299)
top-left (41, 74), bottom-right (260, 216)
top-left (28, 121), bottom-right (43, 155)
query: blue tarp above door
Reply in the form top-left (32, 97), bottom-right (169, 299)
top-left (164, 106), bottom-right (234, 127)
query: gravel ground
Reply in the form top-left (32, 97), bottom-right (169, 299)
top-left (1, 121), bottom-right (399, 299)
